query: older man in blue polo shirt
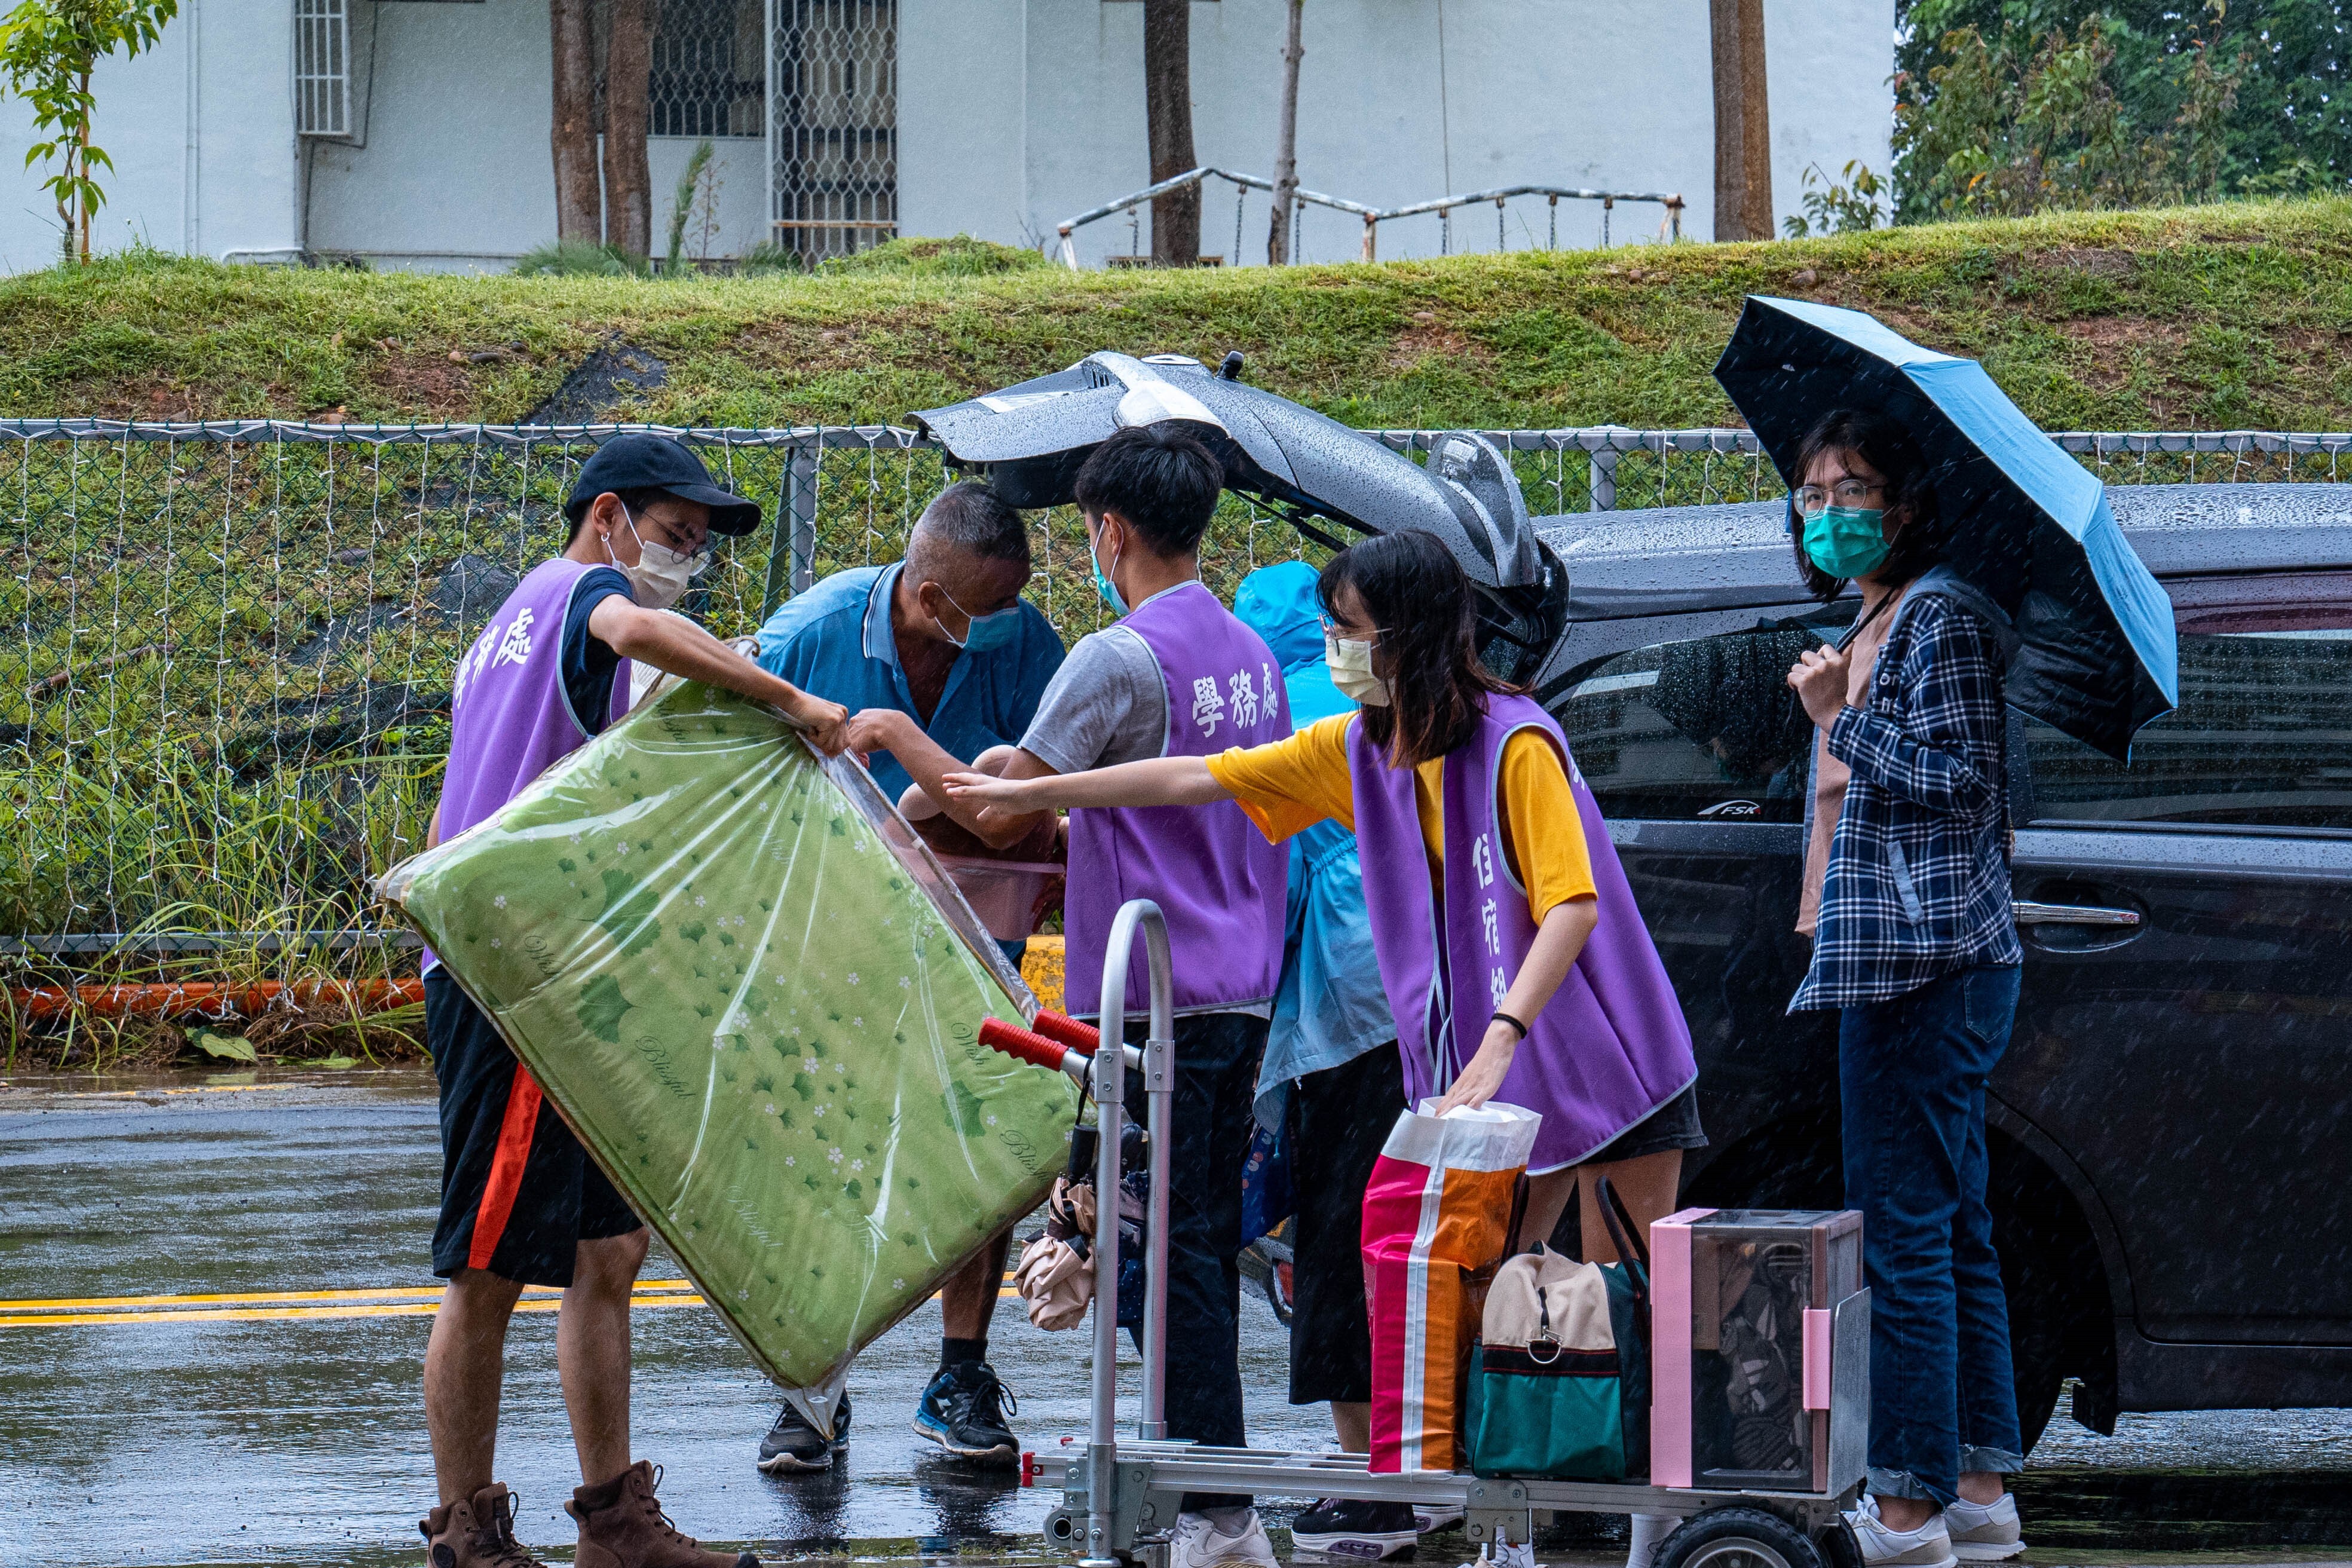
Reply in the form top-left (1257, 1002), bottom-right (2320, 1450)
top-left (749, 479), bottom-right (1062, 1477)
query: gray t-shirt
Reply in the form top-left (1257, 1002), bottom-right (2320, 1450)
top-left (1019, 619), bottom-right (1171, 772)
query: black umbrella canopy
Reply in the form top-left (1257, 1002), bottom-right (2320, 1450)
top-left (910, 352), bottom-right (1569, 678)
top-left (1713, 296), bottom-right (2179, 760)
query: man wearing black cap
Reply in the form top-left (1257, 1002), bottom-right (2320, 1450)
top-left (418, 434), bottom-right (846, 1568)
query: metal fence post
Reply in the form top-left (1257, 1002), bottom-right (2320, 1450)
top-left (760, 432), bottom-right (820, 617)
top-left (1590, 447), bottom-right (1620, 511)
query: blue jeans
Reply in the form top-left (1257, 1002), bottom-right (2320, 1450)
top-left (1839, 964), bottom-right (2028, 1505)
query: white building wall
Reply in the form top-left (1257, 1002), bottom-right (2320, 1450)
top-left (0, 0), bottom-right (1885, 275)
top-left (0, 0), bottom-right (300, 274)
top-left (307, 0), bottom-right (766, 271)
top-left (1766, 0), bottom-right (1897, 236)
top-left (897, 0), bottom-right (1891, 267)
top-left (898, 0), bottom-right (1028, 245)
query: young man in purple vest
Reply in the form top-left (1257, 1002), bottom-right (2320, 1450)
top-left (419, 434), bottom-right (847, 1568)
top-left (908, 421), bottom-right (1290, 1568)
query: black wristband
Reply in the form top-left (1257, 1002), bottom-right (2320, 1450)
top-left (1490, 1010), bottom-right (1529, 1042)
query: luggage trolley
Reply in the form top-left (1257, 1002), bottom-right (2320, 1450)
top-left (981, 901), bottom-right (1874, 1568)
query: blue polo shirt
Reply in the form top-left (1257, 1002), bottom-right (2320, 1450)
top-left (755, 561), bottom-right (1066, 801)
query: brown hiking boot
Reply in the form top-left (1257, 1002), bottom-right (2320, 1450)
top-left (569, 1460), bottom-right (758, 1568)
top-left (418, 1483), bottom-right (547, 1568)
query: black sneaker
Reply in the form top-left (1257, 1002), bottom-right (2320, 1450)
top-left (1292, 1497), bottom-right (1419, 1561)
top-left (912, 1359), bottom-right (1019, 1464)
top-left (757, 1390), bottom-right (852, 1474)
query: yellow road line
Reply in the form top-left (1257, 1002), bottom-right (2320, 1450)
top-left (2, 1279), bottom-right (1025, 1327)
top-left (0, 1279), bottom-right (699, 1312)
top-left (2, 1296), bottom-right (709, 1328)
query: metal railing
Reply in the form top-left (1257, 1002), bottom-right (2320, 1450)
top-left (2, 418), bottom-right (2344, 950)
top-left (1054, 167), bottom-right (1686, 268)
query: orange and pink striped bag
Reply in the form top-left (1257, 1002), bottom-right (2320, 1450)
top-left (1363, 1101), bottom-right (1541, 1472)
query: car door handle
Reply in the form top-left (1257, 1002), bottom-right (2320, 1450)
top-left (2012, 901), bottom-right (2141, 927)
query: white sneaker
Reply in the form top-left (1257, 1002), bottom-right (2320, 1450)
top-left (1627, 1513), bottom-right (1676, 1568)
top-left (1416, 1505), bottom-right (1466, 1535)
top-left (1453, 1543), bottom-right (1538, 1568)
top-left (1845, 1496), bottom-right (1958, 1568)
top-left (1171, 1509), bottom-right (1278, 1568)
top-left (1944, 1494), bottom-right (2026, 1562)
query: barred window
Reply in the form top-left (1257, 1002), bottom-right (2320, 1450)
top-left (652, 0), bottom-right (766, 139)
top-left (295, 0), bottom-right (351, 137)
top-left (771, 0), bottom-right (897, 261)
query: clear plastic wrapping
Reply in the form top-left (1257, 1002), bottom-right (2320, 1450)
top-left (377, 679), bottom-right (1079, 1388)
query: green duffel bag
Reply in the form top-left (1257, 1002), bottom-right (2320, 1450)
top-left (1465, 1243), bottom-right (1643, 1481)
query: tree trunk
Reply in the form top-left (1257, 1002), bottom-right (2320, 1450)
top-left (1266, 0), bottom-right (1303, 266)
top-left (1143, 0), bottom-right (1199, 266)
top-left (1709, 0), bottom-right (1773, 241)
top-left (75, 70), bottom-right (90, 262)
top-left (602, 0), bottom-right (654, 258)
top-left (550, 0), bottom-right (602, 241)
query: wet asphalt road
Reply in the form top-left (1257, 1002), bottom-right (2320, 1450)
top-left (3, 1069), bottom-right (2350, 1568)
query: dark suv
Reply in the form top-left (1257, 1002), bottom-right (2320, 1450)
top-left (1528, 482), bottom-right (2352, 1449)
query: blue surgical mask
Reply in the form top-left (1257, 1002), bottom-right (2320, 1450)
top-left (1090, 525), bottom-right (1129, 615)
top-left (1802, 504), bottom-right (1892, 580)
top-left (936, 587), bottom-right (1022, 653)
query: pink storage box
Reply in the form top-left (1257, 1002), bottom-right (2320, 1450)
top-left (1650, 1207), bottom-right (1867, 1494)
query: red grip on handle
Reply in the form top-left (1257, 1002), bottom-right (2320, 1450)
top-left (979, 1016), bottom-right (1076, 1073)
top-left (1030, 1010), bottom-right (1102, 1055)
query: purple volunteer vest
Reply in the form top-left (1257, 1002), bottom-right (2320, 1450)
top-left (426, 558), bottom-right (632, 969)
top-left (1064, 581), bottom-right (1291, 1018)
top-left (1347, 694), bottom-right (1695, 1171)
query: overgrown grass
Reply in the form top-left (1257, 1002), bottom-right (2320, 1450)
top-left (4, 197), bottom-right (2351, 430)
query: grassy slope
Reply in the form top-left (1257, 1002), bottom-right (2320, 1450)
top-left (2, 198), bottom-right (2349, 432)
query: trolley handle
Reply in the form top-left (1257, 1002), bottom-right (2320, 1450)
top-left (978, 1015), bottom-right (1141, 1083)
top-left (1030, 1010), bottom-right (1103, 1055)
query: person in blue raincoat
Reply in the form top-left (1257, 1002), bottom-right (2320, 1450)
top-left (1230, 562), bottom-right (1419, 1562)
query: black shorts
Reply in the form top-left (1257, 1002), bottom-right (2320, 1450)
top-left (426, 970), bottom-right (641, 1288)
top-left (1287, 1043), bottom-right (1407, 1407)
top-left (1581, 1082), bottom-right (1708, 1164)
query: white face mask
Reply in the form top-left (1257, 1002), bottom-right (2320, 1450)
top-left (608, 504), bottom-right (697, 610)
top-left (1325, 632), bottom-right (1390, 708)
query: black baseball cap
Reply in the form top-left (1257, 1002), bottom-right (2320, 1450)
top-left (565, 433), bottom-right (764, 535)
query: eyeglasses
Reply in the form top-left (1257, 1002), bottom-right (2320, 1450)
top-left (645, 517), bottom-right (714, 562)
top-left (1793, 479), bottom-right (1886, 517)
top-left (1318, 616), bottom-right (1384, 644)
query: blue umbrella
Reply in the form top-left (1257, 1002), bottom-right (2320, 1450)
top-left (1714, 295), bottom-right (2178, 761)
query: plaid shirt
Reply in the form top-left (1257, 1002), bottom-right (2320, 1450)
top-left (1791, 575), bottom-right (2022, 1012)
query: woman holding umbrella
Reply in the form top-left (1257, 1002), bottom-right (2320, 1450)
top-left (1783, 408), bottom-right (2028, 1568)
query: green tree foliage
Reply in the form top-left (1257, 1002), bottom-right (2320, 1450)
top-left (1892, 1), bottom-right (2341, 222)
top-left (1784, 161), bottom-right (1891, 236)
top-left (0, 0), bottom-right (178, 262)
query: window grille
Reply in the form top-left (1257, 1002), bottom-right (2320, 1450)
top-left (295, 0), bottom-right (351, 138)
top-left (770, 0), bottom-right (896, 264)
top-left (652, 0), bottom-right (765, 137)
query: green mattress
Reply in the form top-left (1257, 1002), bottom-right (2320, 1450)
top-left (378, 678), bottom-right (1078, 1388)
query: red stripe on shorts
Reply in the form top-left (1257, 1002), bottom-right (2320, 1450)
top-left (468, 1065), bottom-right (544, 1272)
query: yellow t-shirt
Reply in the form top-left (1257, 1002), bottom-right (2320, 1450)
top-left (1203, 712), bottom-right (1597, 922)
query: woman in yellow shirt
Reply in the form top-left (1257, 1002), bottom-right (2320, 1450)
top-left (947, 529), bottom-right (1699, 1257)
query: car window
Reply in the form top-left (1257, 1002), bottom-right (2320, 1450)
top-left (1557, 604), bottom-right (1855, 823)
top-left (2026, 578), bottom-right (2352, 832)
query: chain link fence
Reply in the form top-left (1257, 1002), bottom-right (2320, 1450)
top-left (4, 420), bottom-right (2346, 960)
